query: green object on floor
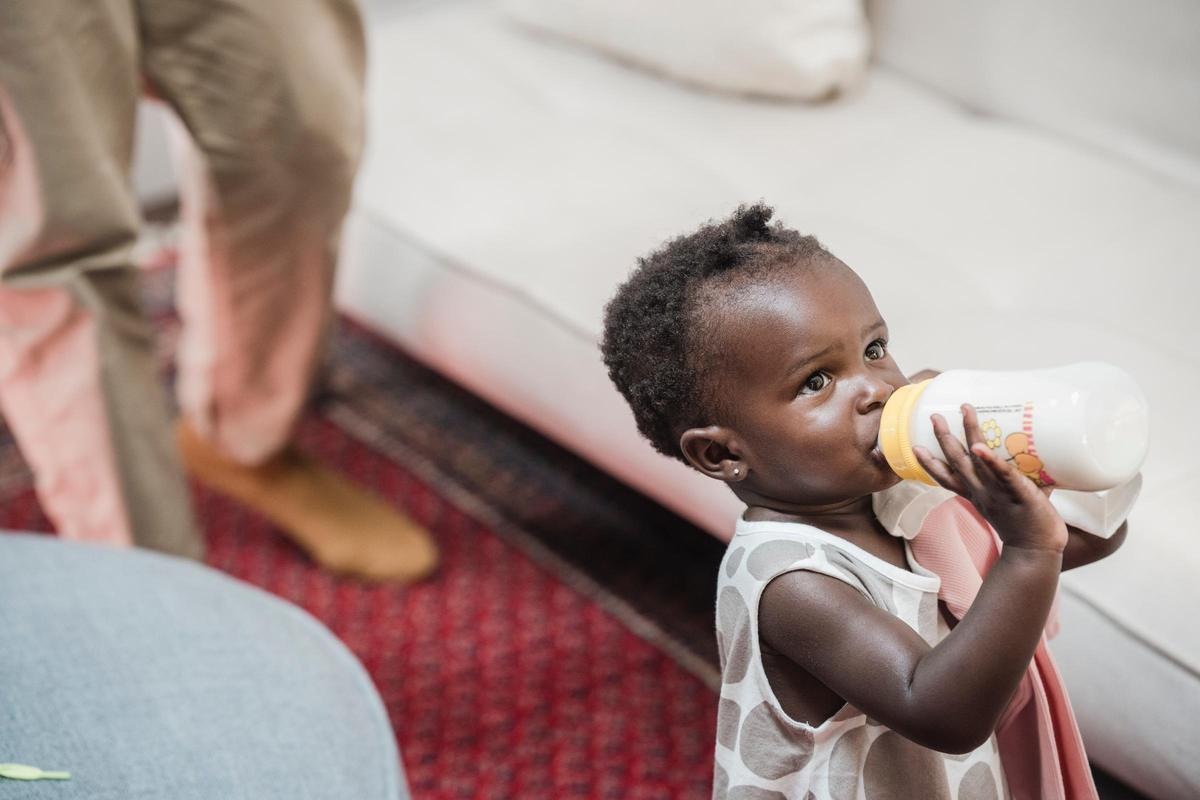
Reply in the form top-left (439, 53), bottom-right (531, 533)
top-left (0, 763), bottom-right (71, 781)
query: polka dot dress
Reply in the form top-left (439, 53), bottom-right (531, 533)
top-left (713, 515), bottom-right (1010, 800)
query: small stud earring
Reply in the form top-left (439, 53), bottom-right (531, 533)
top-left (733, 467), bottom-right (741, 477)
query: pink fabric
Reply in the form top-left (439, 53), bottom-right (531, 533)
top-left (910, 496), bottom-right (1097, 800)
top-left (167, 113), bottom-right (334, 466)
top-left (0, 287), bottom-right (133, 545)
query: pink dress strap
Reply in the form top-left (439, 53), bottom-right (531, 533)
top-left (910, 497), bottom-right (1097, 800)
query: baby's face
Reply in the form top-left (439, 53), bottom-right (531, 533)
top-left (706, 262), bottom-right (908, 507)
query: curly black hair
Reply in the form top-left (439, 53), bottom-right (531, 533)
top-left (600, 203), bottom-right (834, 463)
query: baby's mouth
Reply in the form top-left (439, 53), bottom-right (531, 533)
top-left (867, 421), bottom-right (886, 464)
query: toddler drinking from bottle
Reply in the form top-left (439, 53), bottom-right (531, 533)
top-left (600, 204), bottom-right (1133, 799)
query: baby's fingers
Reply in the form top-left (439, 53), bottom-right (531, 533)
top-left (930, 412), bottom-right (985, 495)
top-left (968, 442), bottom-right (1029, 494)
top-left (913, 446), bottom-right (968, 495)
top-left (961, 404), bottom-right (987, 451)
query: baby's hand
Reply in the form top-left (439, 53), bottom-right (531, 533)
top-left (913, 404), bottom-right (1067, 554)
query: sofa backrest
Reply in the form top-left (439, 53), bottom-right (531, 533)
top-left (867, 0), bottom-right (1200, 186)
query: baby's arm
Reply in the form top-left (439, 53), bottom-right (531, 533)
top-left (758, 404), bottom-right (1071, 753)
top-left (761, 541), bottom-right (1059, 754)
top-left (1061, 521), bottom-right (1127, 570)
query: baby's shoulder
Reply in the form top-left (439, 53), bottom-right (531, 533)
top-left (724, 523), bottom-right (872, 587)
top-left (722, 522), bottom-right (925, 621)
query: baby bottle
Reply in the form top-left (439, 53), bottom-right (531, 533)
top-left (878, 361), bottom-right (1149, 492)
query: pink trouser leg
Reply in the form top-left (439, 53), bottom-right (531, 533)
top-left (143, 0), bottom-right (366, 465)
top-left (0, 288), bottom-right (131, 544)
top-left (168, 119), bottom-right (346, 465)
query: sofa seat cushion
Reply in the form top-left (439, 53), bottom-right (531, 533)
top-left (502, 0), bottom-right (869, 101)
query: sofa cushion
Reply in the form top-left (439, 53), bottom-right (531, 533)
top-left (866, 0), bottom-right (1200, 186)
top-left (503, 0), bottom-right (869, 100)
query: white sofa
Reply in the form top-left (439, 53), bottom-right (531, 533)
top-left (135, 0), bottom-right (1200, 796)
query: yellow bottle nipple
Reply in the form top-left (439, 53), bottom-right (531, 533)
top-left (879, 378), bottom-right (937, 485)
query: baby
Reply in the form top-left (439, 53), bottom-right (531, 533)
top-left (600, 205), bottom-right (1127, 799)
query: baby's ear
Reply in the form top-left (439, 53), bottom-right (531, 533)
top-left (680, 426), bottom-right (746, 482)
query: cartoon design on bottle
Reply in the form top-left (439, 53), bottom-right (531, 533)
top-left (1014, 401), bottom-right (1057, 487)
top-left (980, 419), bottom-right (1002, 449)
top-left (1004, 432), bottom-right (1056, 487)
top-left (978, 405), bottom-right (1058, 487)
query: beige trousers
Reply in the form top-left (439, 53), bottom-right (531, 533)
top-left (0, 0), bottom-right (365, 556)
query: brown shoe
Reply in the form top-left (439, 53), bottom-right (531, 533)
top-left (176, 421), bottom-right (438, 583)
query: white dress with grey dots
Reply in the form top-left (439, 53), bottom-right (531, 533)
top-left (714, 493), bottom-right (1011, 800)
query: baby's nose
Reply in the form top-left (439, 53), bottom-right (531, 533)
top-left (858, 377), bottom-right (894, 412)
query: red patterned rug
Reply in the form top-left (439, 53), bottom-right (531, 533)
top-left (0, 256), bottom-right (726, 799)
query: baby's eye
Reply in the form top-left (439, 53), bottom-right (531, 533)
top-left (866, 339), bottom-right (888, 360)
top-left (801, 372), bottom-right (830, 394)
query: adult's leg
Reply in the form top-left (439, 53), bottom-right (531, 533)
top-left (0, 1), bottom-right (200, 557)
top-left (140, 0), bottom-right (436, 581)
top-left (0, 532), bottom-right (408, 799)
